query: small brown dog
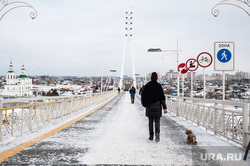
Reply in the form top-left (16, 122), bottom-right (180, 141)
top-left (185, 129), bottom-right (197, 145)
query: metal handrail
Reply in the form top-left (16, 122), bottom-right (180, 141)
top-left (0, 90), bottom-right (117, 143)
top-left (165, 94), bottom-right (250, 148)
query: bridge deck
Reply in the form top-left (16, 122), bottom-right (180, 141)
top-left (0, 92), bottom-right (249, 165)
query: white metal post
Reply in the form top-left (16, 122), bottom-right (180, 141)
top-left (11, 109), bottom-right (14, 137)
top-left (0, 100), bottom-right (2, 142)
top-left (21, 108), bottom-right (24, 134)
top-left (48, 102), bottom-right (52, 124)
top-left (191, 71), bottom-right (193, 98)
top-left (176, 96), bottom-right (180, 116)
top-left (101, 68), bottom-right (103, 94)
top-left (177, 39), bottom-right (180, 97)
top-left (222, 71), bottom-right (225, 100)
top-left (214, 103), bottom-right (218, 135)
top-left (232, 112), bottom-right (235, 141)
top-left (203, 68), bottom-right (206, 99)
top-left (29, 103), bottom-right (33, 132)
top-left (197, 106), bottom-right (200, 126)
top-left (243, 103), bottom-right (250, 148)
top-left (182, 74), bottom-right (184, 97)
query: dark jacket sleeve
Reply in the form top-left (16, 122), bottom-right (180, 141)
top-left (161, 100), bottom-right (167, 109)
top-left (158, 84), bottom-right (167, 109)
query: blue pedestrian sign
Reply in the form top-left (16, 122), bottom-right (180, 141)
top-left (217, 49), bottom-right (231, 63)
top-left (214, 42), bottom-right (234, 71)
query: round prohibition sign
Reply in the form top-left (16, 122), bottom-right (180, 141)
top-left (186, 58), bottom-right (198, 72)
top-left (178, 63), bottom-right (188, 74)
top-left (197, 52), bottom-right (213, 68)
top-left (178, 63), bottom-right (186, 72)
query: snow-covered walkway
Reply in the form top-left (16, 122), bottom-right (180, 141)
top-left (1, 92), bottom-right (250, 165)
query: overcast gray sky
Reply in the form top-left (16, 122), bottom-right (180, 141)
top-left (0, 0), bottom-right (249, 77)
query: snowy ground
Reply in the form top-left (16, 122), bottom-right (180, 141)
top-left (1, 92), bottom-right (250, 165)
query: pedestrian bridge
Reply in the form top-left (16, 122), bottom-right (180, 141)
top-left (0, 91), bottom-right (250, 165)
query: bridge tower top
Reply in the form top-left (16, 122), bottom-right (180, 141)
top-left (119, 7), bottom-right (136, 89)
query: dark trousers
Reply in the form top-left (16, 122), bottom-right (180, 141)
top-left (148, 117), bottom-right (160, 134)
top-left (130, 95), bottom-right (135, 103)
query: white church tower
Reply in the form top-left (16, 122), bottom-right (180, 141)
top-left (19, 63), bottom-right (28, 78)
top-left (6, 60), bottom-right (16, 85)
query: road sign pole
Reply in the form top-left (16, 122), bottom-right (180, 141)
top-left (222, 71), bottom-right (225, 100)
top-left (101, 68), bottom-right (103, 94)
top-left (177, 72), bottom-right (179, 97)
top-left (177, 39), bottom-right (179, 97)
top-left (182, 74), bottom-right (184, 97)
top-left (203, 68), bottom-right (206, 99)
top-left (191, 71), bottom-right (193, 98)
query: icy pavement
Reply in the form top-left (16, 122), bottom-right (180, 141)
top-left (1, 92), bottom-right (250, 165)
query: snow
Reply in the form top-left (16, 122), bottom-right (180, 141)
top-left (60, 91), bottom-right (74, 96)
top-left (80, 94), bottom-right (191, 165)
top-left (1, 92), bottom-right (250, 165)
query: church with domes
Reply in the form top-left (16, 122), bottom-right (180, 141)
top-left (0, 60), bottom-right (33, 97)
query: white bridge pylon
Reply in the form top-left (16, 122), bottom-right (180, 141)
top-left (119, 7), bottom-right (136, 89)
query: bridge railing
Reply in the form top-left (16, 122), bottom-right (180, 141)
top-left (166, 95), bottom-right (250, 148)
top-left (0, 90), bottom-right (117, 143)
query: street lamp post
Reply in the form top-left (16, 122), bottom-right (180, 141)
top-left (135, 73), bottom-right (140, 89)
top-left (147, 40), bottom-right (180, 96)
top-left (110, 70), bottom-right (117, 90)
top-left (100, 68), bottom-right (103, 94)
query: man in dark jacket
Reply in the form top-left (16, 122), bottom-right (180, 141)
top-left (141, 72), bottom-right (167, 142)
top-left (129, 86), bottom-right (136, 104)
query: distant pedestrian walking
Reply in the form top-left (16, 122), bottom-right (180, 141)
top-left (129, 86), bottom-right (136, 104)
top-left (141, 72), bottom-right (167, 142)
top-left (118, 87), bottom-right (120, 94)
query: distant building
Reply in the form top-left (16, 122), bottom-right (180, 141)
top-left (187, 72), bottom-right (197, 80)
top-left (166, 69), bottom-right (188, 81)
top-left (166, 70), bottom-right (178, 80)
top-left (0, 61), bottom-right (33, 97)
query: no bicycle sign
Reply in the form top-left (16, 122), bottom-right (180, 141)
top-left (197, 52), bottom-right (213, 68)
